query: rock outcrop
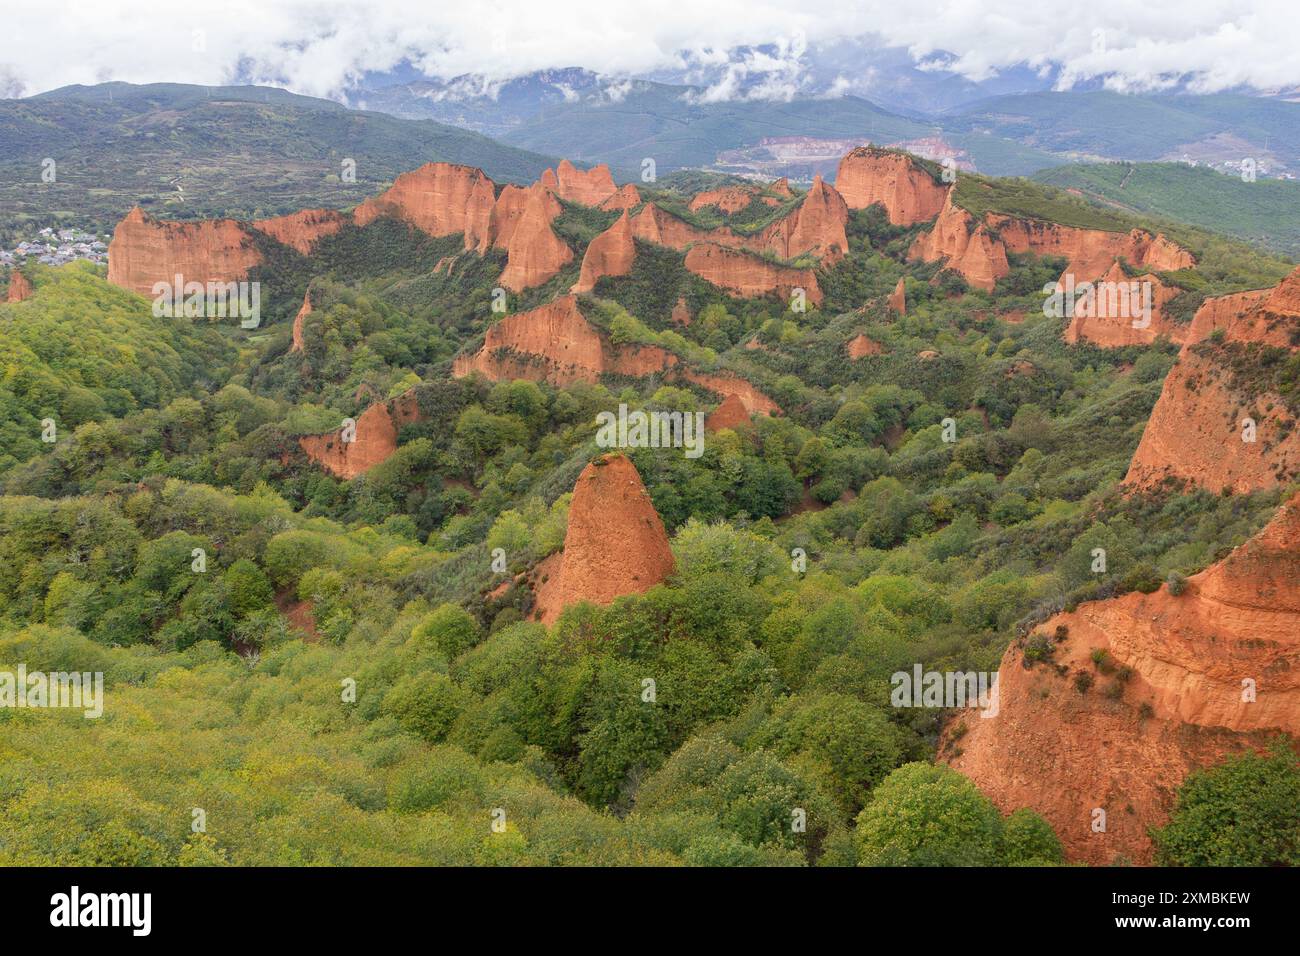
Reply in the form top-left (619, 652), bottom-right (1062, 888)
top-left (548, 160), bottom-right (618, 207)
top-left (452, 295), bottom-right (677, 386)
top-left (704, 392), bottom-right (752, 432)
top-left (908, 194), bottom-right (1009, 292)
top-left (297, 390), bottom-right (423, 479)
top-left (631, 181), bottom-right (848, 267)
top-left (1060, 261), bottom-right (1182, 347)
top-left (993, 216), bottom-right (1195, 283)
top-left (572, 210), bottom-right (635, 293)
top-left (678, 370), bottom-right (780, 416)
top-left (599, 184), bottom-right (642, 211)
top-left (252, 209), bottom-right (345, 255)
top-left (6, 269), bottom-right (32, 303)
top-left (497, 182), bottom-right (574, 291)
top-left (751, 175), bottom-right (848, 265)
top-left (533, 454), bottom-right (676, 625)
top-left (107, 206), bottom-right (263, 297)
top-left (946, 493), bottom-right (1300, 864)
top-left (834, 147), bottom-right (947, 225)
top-left (847, 333), bottom-right (884, 359)
top-left (290, 289), bottom-right (312, 353)
top-left (353, 162), bottom-right (497, 251)
top-left (1125, 266), bottom-right (1300, 493)
top-left (888, 278), bottom-right (906, 315)
top-left (453, 295), bottom-right (780, 414)
top-left (690, 185), bottom-right (762, 214)
top-left (670, 297), bottom-right (692, 327)
top-left (684, 243), bottom-right (822, 305)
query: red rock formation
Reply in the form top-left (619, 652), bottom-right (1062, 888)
top-left (497, 182), bottom-right (574, 292)
top-left (290, 289), bottom-right (312, 353)
top-left (297, 390), bottom-right (422, 479)
top-left (684, 243), bottom-right (822, 305)
top-left (453, 295), bottom-right (678, 386)
top-left (1061, 261), bottom-right (1182, 347)
top-left (946, 493), bottom-right (1300, 864)
top-left (599, 184), bottom-right (642, 212)
top-left (572, 210), bottom-right (635, 293)
top-left (1126, 266), bottom-right (1300, 493)
top-left (485, 184), bottom-right (531, 251)
top-left (752, 175), bottom-right (849, 265)
top-left (453, 296), bottom-right (780, 414)
top-left (1185, 289), bottom-right (1271, 344)
top-left (690, 185), bottom-right (761, 214)
top-left (908, 194), bottom-right (1009, 292)
top-left (993, 216), bottom-right (1195, 283)
top-left (6, 269), bottom-right (32, 303)
top-left (550, 159), bottom-right (618, 206)
top-left (352, 163), bottom-right (497, 252)
top-left (630, 203), bottom-right (716, 249)
top-left (834, 147), bottom-right (947, 225)
top-left (107, 206), bottom-right (263, 297)
top-left (678, 370), bottom-right (780, 416)
top-left (670, 297), bottom-right (692, 327)
top-left (888, 278), bottom-right (906, 315)
top-left (533, 454), bottom-right (675, 625)
top-left (252, 209), bottom-right (345, 255)
top-left (847, 333), bottom-right (884, 359)
top-left (770, 178), bottom-right (794, 199)
top-left (704, 392), bottom-right (752, 432)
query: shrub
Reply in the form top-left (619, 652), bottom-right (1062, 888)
top-left (1023, 633), bottom-right (1055, 665)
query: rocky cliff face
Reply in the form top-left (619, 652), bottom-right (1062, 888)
top-left (678, 369), bottom-right (780, 415)
top-left (107, 206), bottom-right (263, 297)
top-left (751, 175), bottom-right (849, 265)
top-left (572, 210), bottom-right (635, 293)
top-left (690, 185), bottom-right (764, 214)
top-left (1060, 262), bottom-right (1182, 347)
top-left (6, 269), bottom-right (32, 303)
top-left (834, 147), bottom-right (947, 225)
top-left (945, 493), bottom-right (1300, 864)
top-left (290, 289), bottom-right (312, 353)
top-left (453, 295), bottom-right (779, 414)
top-left (888, 278), bottom-right (906, 315)
top-left (297, 390), bottom-right (422, 479)
top-left (1126, 266), bottom-right (1300, 493)
top-left (599, 184), bottom-right (642, 211)
top-left (353, 162), bottom-right (497, 252)
top-left (497, 182), bottom-right (574, 292)
top-left (704, 392), bottom-right (752, 432)
top-left (452, 295), bottom-right (678, 386)
top-left (992, 216), bottom-right (1195, 283)
top-left (533, 454), bottom-right (676, 625)
top-left (907, 194), bottom-right (1009, 292)
top-left (549, 160), bottom-right (618, 206)
top-left (684, 243), bottom-right (822, 305)
top-left (252, 209), bottom-right (346, 255)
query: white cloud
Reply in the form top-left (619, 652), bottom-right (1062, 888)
top-left (0, 0), bottom-right (1296, 100)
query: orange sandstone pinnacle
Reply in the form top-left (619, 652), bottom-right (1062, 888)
top-left (532, 454), bottom-right (675, 625)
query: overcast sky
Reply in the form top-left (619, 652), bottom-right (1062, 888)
top-left (2, 0), bottom-right (1297, 100)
